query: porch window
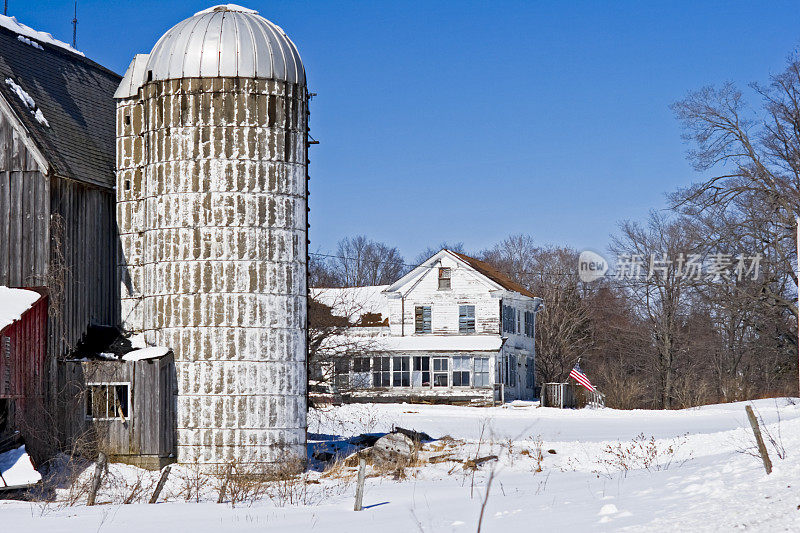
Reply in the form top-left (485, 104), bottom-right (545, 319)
top-left (353, 357), bottom-right (371, 373)
top-left (438, 267), bottom-right (451, 290)
top-left (413, 356), bottom-right (431, 387)
top-left (415, 306), bottom-right (432, 333)
top-left (433, 357), bottom-right (449, 387)
top-left (473, 357), bottom-right (490, 387)
top-left (459, 305), bottom-right (475, 333)
top-left (334, 358), bottom-right (349, 389)
top-left (372, 356), bottom-right (391, 387)
top-left (393, 356), bottom-right (411, 387)
top-left (86, 383), bottom-right (130, 420)
top-left (452, 356), bottom-right (471, 387)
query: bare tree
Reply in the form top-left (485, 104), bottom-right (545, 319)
top-left (610, 212), bottom-right (703, 408)
top-left (413, 241), bottom-right (465, 266)
top-left (321, 236), bottom-right (407, 287)
top-left (671, 57), bottom-right (800, 318)
top-left (481, 235), bottom-right (594, 385)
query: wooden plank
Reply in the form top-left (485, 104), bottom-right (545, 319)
top-left (0, 169), bottom-right (9, 283)
top-left (8, 171), bottom-right (22, 285)
top-left (22, 170), bottom-right (34, 285)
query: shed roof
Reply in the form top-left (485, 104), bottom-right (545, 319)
top-left (0, 17), bottom-right (120, 189)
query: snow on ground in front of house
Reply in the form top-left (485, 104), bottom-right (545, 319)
top-left (0, 286), bottom-right (40, 330)
top-left (2, 399), bottom-right (800, 531)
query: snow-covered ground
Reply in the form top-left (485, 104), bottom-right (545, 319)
top-left (2, 399), bottom-right (799, 531)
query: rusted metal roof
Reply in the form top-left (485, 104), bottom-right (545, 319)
top-left (120, 4), bottom-right (305, 96)
top-left (449, 251), bottom-right (538, 299)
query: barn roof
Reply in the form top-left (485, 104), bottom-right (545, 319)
top-left (0, 16), bottom-right (120, 189)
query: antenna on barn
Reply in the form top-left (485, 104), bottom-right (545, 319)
top-left (71, 1), bottom-right (77, 48)
top-left (4, 1), bottom-right (8, 16)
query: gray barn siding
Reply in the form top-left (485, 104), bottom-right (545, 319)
top-left (0, 112), bottom-right (49, 288)
top-left (0, 110), bottom-right (118, 360)
top-left (49, 177), bottom-right (117, 358)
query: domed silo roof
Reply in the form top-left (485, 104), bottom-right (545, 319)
top-left (144, 4), bottom-right (304, 84)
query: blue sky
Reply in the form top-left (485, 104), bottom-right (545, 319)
top-left (10, 1), bottom-right (800, 260)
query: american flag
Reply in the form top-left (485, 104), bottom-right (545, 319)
top-left (569, 363), bottom-right (595, 392)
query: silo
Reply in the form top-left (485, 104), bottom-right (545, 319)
top-left (114, 4), bottom-right (308, 469)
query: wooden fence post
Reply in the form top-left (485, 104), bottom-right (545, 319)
top-left (86, 452), bottom-right (107, 506)
top-left (353, 455), bottom-right (366, 511)
top-left (149, 465), bottom-right (172, 504)
top-left (745, 405), bottom-right (772, 475)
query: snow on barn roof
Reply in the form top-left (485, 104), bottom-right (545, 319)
top-left (0, 286), bottom-right (41, 331)
top-left (311, 285), bottom-right (389, 324)
top-left (0, 17), bottom-right (120, 189)
top-left (117, 4), bottom-right (305, 98)
top-left (0, 14), bottom-right (83, 56)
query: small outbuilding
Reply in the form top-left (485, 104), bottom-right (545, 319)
top-left (59, 347), bottom-right (176, 469)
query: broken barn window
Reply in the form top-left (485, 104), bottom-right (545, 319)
top-left (458, 305), bottom-right (475, 333)
top-left (415, 306), bottom-right (431, 334)
top-left (392, 356), bottom-right (410, 387)
top-left (452, 356), bottom-right (471, 387)
top-left (86, 383), bottom-right (130, 420)
top-left (413, 356), bottom-right (431, 387)
top-left (432, 357), bottom-right (449, 387)
top-left (372, 356), bottom-right (391, 387)
top-left (438, 267), bottom-right (451, 290)
top-left (473, 357), bottom-right (490, 387)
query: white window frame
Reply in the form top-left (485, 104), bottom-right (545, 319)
top-left (85, 382), bottom-right (131, 421)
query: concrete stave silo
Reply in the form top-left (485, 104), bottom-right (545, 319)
top-left (114, 5), bottom-right (308, 469)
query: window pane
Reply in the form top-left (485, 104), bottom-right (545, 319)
top-left (453, 371), bottom-right (470, 387)
top-left (459, 305), bottom-right (476, 333)
top-left (438, 268), bottom-right (451, 289)
top-left (415, 306), bottom-right (432, 333)
top-left (433, 373), bottom-right (448, 387)
top-left (114, 385), bottom-right (129, 418)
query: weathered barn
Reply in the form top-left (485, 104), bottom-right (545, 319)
top-left (0, 14), bottom-right (120, 455)
top-left (313, 250), bottom-right (544, 404)
top-left (115, 5), bottom-right (309, 469)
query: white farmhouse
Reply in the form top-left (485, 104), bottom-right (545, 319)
top-left (312, 250), bottom-right (543, 404)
